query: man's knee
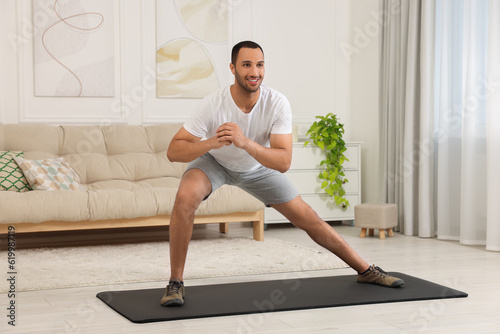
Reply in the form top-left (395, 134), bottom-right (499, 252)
top-left (174, 186), bottom-right (205, 211)
top-left (174, 169), bottom-right (212, 209)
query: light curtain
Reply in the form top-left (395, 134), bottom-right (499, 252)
top-left (380, 0), bottom-right (500, 250)
top-left (379, 0), bottom-right (436, 237)
top-left (486, 0), bottom-right (500, 251)
top-left (435, 0), bottom-right (489, 246)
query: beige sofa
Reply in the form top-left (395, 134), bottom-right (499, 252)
top-left (0, 124), bottom-right (265, 240)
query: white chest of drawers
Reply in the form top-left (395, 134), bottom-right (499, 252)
top-left (264, 142), bottom-right (362, 224)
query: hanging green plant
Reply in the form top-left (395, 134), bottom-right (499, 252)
top-left (304, 113), bottom-right (350, 208)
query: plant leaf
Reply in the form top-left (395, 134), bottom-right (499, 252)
top-left (326, 142), bottom-right (336, 150)
top-left (305, 113), bottom-right (350, 208)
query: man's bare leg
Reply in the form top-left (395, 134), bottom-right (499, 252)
top-left (169, 169), bottom-right (212, 280)
top-left (161, 169), bottom-right (213, 306)
top-left (270, 196), bottom-right (370, 273)
top-left (271, 196), bottom-right (404, 287)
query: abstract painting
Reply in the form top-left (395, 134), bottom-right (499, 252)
top-left (156, 0), bottom-right (229, 98)
top-left (176, 0), bottom-right (228, 43)
top-left (33, 0), bottom-right (115, 97)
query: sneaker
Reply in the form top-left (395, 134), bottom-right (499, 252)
top-left (160, 280), bottom-right (185, 306)
top-left (357, 265), bottom-right (404, 288)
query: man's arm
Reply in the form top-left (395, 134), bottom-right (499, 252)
top-left (167, 127), bottom-right (230, 163)
top-left (216, 122), bottom-right (292, 173)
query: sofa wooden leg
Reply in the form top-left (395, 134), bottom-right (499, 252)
top-left (252, 210), bottom-right (264, 241)
top-left (219, 222), bottom-right (229, 234)
top-left (379, 229), bottom-right (386, 239)
top-left (369, 228), bottom-right (374, 236)
top-left (253, 221), bottom-right (264, 241)
top-left (360, 228), bottom-right (367, 238)
top-left (387, 228), bottom-right (394, 237)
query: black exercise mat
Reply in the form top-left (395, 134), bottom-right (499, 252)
top-left (96, 273), bottom-right (467, 323)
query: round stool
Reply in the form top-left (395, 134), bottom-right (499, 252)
top-left (354, 203), bottom-right (398, 239)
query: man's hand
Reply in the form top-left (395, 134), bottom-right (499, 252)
top-left (167, 127), bottom-right (231, 163)
top-left (215, 122), bottom-right (248, 149)
top-left (208, 134), bottom-right (232, 149)
top-left (214, 122), bottom-right (292, 173)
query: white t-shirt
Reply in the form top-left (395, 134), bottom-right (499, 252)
top-left (184, 85), bottom-right (292, 172)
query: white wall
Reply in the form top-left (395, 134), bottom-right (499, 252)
top-left (0, 0), bottom-right (19, 124)
top-left (249, 0), bottom-right (351, 139)
top-left (349, 0), bottom-right (382, 203)
top-left (0, 0), bottom-right (381, 202)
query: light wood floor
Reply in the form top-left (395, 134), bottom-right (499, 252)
top-left (2, 222), bottom-right (500, 334)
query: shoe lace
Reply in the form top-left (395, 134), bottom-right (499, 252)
top-left (373, 266), bottom-right (389, 277)
top-left (166, 281), bottom-right (183, 296)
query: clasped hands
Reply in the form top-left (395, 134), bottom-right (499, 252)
top-left (214, 122), bottom-right (248, 149)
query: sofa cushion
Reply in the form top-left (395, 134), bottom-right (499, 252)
top-left (1, 124), bottom-right (186, 185)
top-left (194, 185), bottom-right (265, 215)
top-left (85, 177), bottom-right (181, 192)
top-left (59, 124), bottom-right (186, 184)
top-left (0, 190), bottom-right (90, 223)
top-left (14, 156), bottom-right (85, 191)
top-left (86, 180), bottom-right (264, 220)
top-left (0, 151), bottom-right (31, 192)
top-left (2, 124), bottom-right (62, 158)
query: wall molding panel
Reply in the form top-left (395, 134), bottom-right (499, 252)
top-left (2, 0), bottom-right (349, 127)
top-left (142, 0), bottom-right (235, 124)
top-left (18, 0), bottom-right (125, 124)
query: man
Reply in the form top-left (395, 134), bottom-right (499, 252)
top-left (161, 41), bottom-right (403, 307)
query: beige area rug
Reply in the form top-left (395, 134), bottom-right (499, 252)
top-left (1, 237), bottom-right (348, 292)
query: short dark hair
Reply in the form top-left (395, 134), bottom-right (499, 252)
top-left (231, 41), bottom-right (264, 65)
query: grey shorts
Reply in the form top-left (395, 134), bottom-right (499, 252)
top-left (186, 153), bottom-right (299, 206)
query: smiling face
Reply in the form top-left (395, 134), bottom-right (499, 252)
top-left (230, 47), bottom-right (265, 93)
